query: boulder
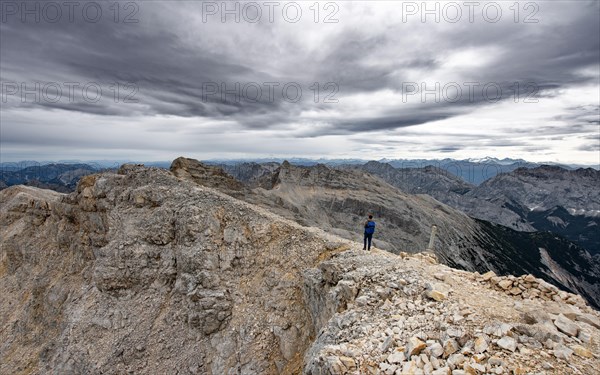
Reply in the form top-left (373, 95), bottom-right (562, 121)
top-left (407, 337), bottom-right (427, 358)
top-left (575, 313), bottom-right (600, 329)
top-left (524, 274), bottom-right (537, 283)
top-left (387, 350), bottom-right (406, 364)
top-left (443, 338), bottom-right (460, 358)
top-left (473, 336), bottom-right (488, 354)
top-left (483, 323), bottom-right (512, 337)
top-left (551, 344), bottom-right (573, 360)
top-left (428, 342), bottom-right (444, 358)
top-left (464, 362), bottom-right (486, 374)
top-left (425, 282), bottom-right (450, 302)
top-left (496, 336), bottom-right (517, 352)
top-left (446, 353), bottom-right (465, 368)
top-left (498, 279), bottom-right (513, 290)
top-left (400, 361), bottom-right (421, 374)
top-left (553, 314), bottom-right (579, 337)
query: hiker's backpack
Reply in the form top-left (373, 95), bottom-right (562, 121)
top-left (365, 220), bottom-right (376, 234)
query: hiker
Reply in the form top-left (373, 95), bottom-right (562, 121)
top-left (363, 214), bottom-right (376, 250)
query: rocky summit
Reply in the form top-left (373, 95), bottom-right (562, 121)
top-left (1, 161), bottom-right (599, 374)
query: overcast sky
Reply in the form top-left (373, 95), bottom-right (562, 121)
top-left (1, 1), bottom-right (599, 164)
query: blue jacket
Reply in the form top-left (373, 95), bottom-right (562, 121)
top-left (364, 220), bottom-right (376, 234)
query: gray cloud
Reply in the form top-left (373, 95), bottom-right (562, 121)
top-left (1, 1), bottom-right (599, 162)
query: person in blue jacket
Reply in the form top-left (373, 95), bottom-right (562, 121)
top-left (363, 214), bottom-right (376, 250)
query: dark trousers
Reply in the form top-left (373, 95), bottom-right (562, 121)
top-left (363, 233), bottom-right (373, 250)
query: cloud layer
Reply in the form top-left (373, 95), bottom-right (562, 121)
top-left (1, 1), bottom-right (599, 163)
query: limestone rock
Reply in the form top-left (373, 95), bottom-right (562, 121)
top-left (407, 337), bottom-right (427, 358)
top-left (387, 350), bottom-right (406, 364)
top-left (509, 287), bottom-right (522, 295)
top-left (575, 313), bottom-right (600, 329)
top-left (522, 309), bottom-right (552, 325)
top-left (401, 361), bottom-right (421, 374)
top-left (551, 344), bottom-right (573, 360)
top-left (473, 336), bottom-right (488, 354)
top-left (488, 356), bottom-right (505, 366)
top-left (426, 290), bottom-right (447, 302)
top-left (524, 274), bottom-right (537, 283)
top-left (578, 329), bottom-right (593, 344)
top-left (498, 279), bottom-right (513, 290)
top-left (571, 345), bottom-right (593, 358)
top-left (464, 362), bottom-right (486, 374)
top-left (496, 336), bottom-right (517, 352)
top-left (428, 342), bottom-right (444, 358)
top-left (483, 323), bottom-right (512, 338)
top-left (553, 314), bottom-right (579, 337)
top-left (446, 353), bottom-right (465, 368)
top-left (380, 336), bottom-right (395, 352)
top-left (443, 339), bottom-right (460, 358)
top-left (426, 282), bottom-right (450, 302)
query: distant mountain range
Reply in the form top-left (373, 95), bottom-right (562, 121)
top-left (0, 163), bottom-right (101, 193)
top-left (3, 157), bottom-right (597, 187)
top-left (212, 157), bottom-right (597, 185)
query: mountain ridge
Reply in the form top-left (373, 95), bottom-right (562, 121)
top-left (358, 161), bottom-right (600, 254)
top-left (171, 158), bottom-right (600, 308)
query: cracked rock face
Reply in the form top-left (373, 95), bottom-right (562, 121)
top-left (0, 165), bottom-right (347, 374)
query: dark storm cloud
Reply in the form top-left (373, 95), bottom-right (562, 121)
top-left (0, 0), bottom-right (599, 157)
top-left (0, 2), bottom-right (288, 122)
top-left (304, 111), bottom-right (457, 136)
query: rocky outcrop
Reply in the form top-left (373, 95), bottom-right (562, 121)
top-left (0, 165), bottom-right (346, 374)
top-left (219, 161), bottom-right (280, 187)
top-left (476, 271), bottom-right (589, 306)
top-left (170, 157), bottom-right (247, 196)
top-left (302, 250), bottom-right (600, 375)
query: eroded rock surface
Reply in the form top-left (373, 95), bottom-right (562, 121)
top-left (1, 165), bottom-right (344, 374)
top-left (302, 250), bottom-right (600, 375)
